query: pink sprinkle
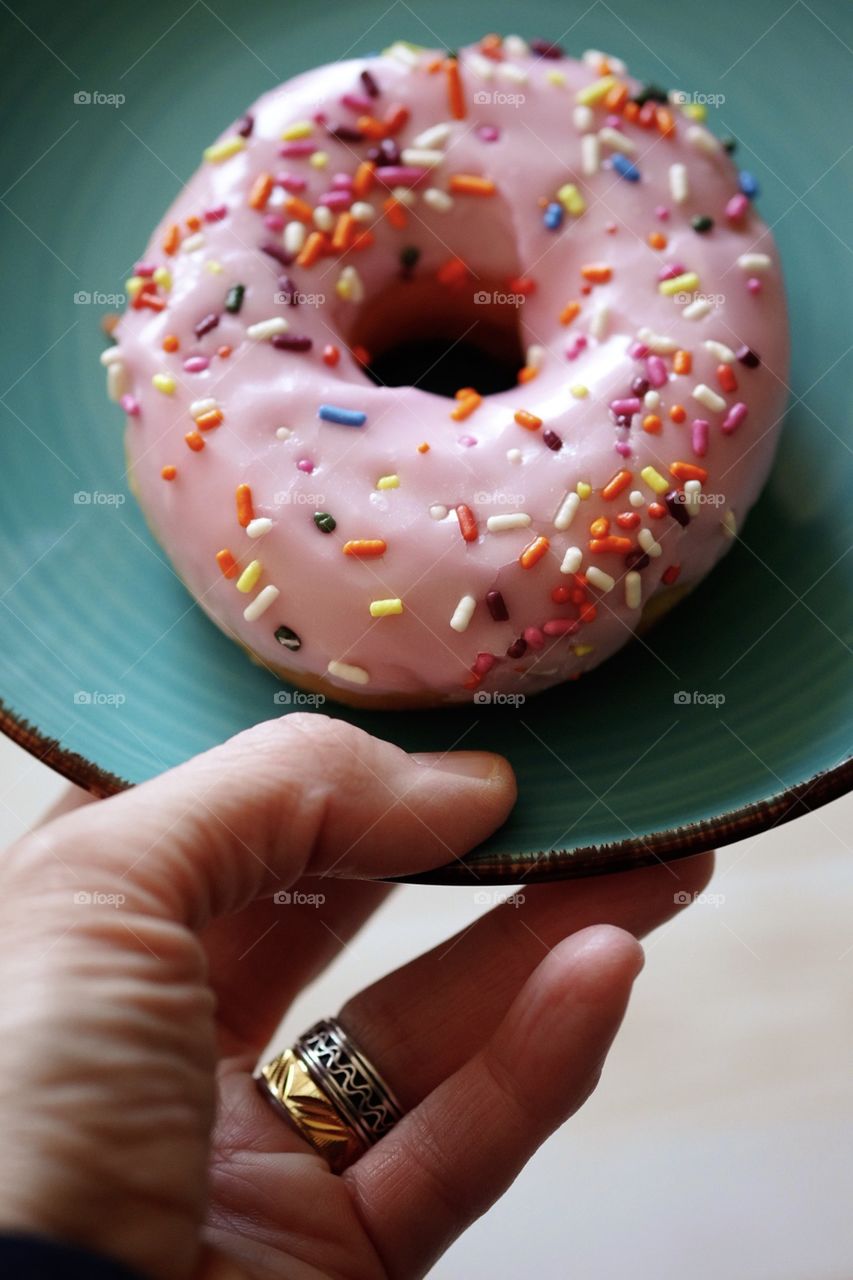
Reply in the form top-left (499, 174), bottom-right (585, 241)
top-left (312, 110), bottom-right (328, 125)
top-left (691, 419), bottom-right (709, 456)
top-left (523, 626), bottom-right (546, 651)
top-left (604, 114), bottom-right (623, 129)
top-left (458, 435), bottom-right (477, 447)
top-left (605, 221), bottom-right (618, 234)
top-left (614, 440), bottom-right (633, 458)
top-left (133, 262), bottom-right (155, 277)
top-left (747, 277), bottom-right (763, 295)
top-left (264, 212), bottom-right (285, 231)
top-left (276, 172), bottom-right (307, 192)
top-left (474, 652), bottom-right (496, 676)
top-left (646, 355), bottom-right (668, 388)
top-left (722, 402), bottom-right (748, 434)
top-left (319, 189), bottom-right (353, 211)
top-left (543, 618), bottom-right (579, 637)
top-left (610, 397), bottom-right (641, 415)
top-left (331, 172), bottom-right (354, 189)
top-left (204, 204), bottom-right (227, 222)
top-left (658, 262), bottom-right (685, 282)
top-left (628, 341), bottom-right (648, 359)
top-left (478, 124), bottom-right (500, 142)
top-left (279, 140), bottom-right (316, 157)
top-left (375, 165), bottom-right (428, 187)
top-left (566, 336), bottom-right (587, 360)
top-left (297, 458), bottom-right (315, 474)
top-left (655, 205), bottom-right (670, 220)
top-left (183, 356), bottom-right (209, 373)
top-left (341, 92), bottom-right (373, 113)
top-left (725, 193), bottom-right (749, 223)
top-left (120, 394), bottom-right (140, 416)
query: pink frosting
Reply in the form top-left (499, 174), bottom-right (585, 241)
top-left (110, 39), bottom-right (789, 702)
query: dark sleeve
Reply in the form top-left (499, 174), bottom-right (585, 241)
top-left (0, 1235), bottom-right (148, 1279)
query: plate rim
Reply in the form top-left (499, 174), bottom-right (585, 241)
top-left (3, 697), bottom-right (850, 883)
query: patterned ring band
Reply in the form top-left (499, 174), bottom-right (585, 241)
top-left (255, 1017), bottom-right (404, 1173)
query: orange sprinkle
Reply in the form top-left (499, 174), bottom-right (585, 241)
top-left (162, 334), bottom-right (179, 352)
top-left (425, 56), bottom-right (444, 73)
top-left (351, 344), bottom-right (370, 365)
top-left (450, 392), bottom-right (481, 421)
top-left (514, 409), bottom-right (542, 431)
top-left (581, 263), bottom-right (612, 284)
top-left (162, 223), bottom-right (180, 255)
top-left (161, 464), bottom-right (177, 481)
top-left (342, 539), bottom-right (387, 558)
top-left (136, 293), bottom-right (166, 313)
top-left (455, 387), bottom-right (477, 399)
top-left (417, 441), bottom-right (430, 453)
top-left (590, 535), bottom-right (633, 554)
top-left (384, 103), bottom-right (410, 134)
top-left (517, 364), bottom-right (539, 384)
top-left (437, 256), bottom-right (470, 286)
top-left (638, 101), bottom-right (657, 128)
top-left (351, 229), bottom-right (375, 252)
top-left (648, 502), bottom-right (667, 519)
top-left (480, 33), bottom-right (503, 60)
top-left (284, 195), bottom-right (315, 223)
top-left (508, 275), bottom-right (536, 295)
top-left (248, 172), bottom-right (274, 210)
top-left (604, 82), bottom-right (629, 112)
top-left (670, 404), bottom-right (686, 424)
top-left (673, 349), bottom-right (692, 375)
top-left (196, 408), bottom-right (223, 431)
top-left (383, 196), bottom-right (408, 229)
top-left (296, 231), bottom-right (328, 268)
top-left (642, 413), bottom-right (662, 434)
top-left (216, 548), bottom-right (238, 579)
top-left (616, 511), bottom-right (641, 530)
top-left (322, 343), bottom-right (340, 367)
top-left (185, 215), bottom-right (201, 232)
top-left (601, 468), bottom-right (632, 500)
top-left (717, 363), bottom-right (738, 393)
top-left (590, 516), bottom-right (610, 537)
top-left (456, 503), bottom-right (479, 543)
top-left (579, 603), bottom-right (597, 623)
top-left (656, 106), bottom-right (676, 137)
top-left (217, 344), bottom-right (232, 359)
top-left (670, 461), bottom-right (709, 484)
top-left (185, 431), bottom-right (204, 452)
top-left (353, 160), bottom-right (376, 198)
top-left (446, 57), bottom-right (465, 119)
top-left (648, 231), bottom-right (667, 250)
top-left (357, 114), bottom-right (388, 140)
top-left (332, 211), bottom-right (356, 252)
top-left (448, 174), bottom-right (496, 196)
top-left (236, 483), bottom-right (254, 528)
top-left (559, 300), bottom-right (581, 326)
top-left (623, 100), bottom-right (640, 123)
top-left (519, 536), bottom-right (550, 570)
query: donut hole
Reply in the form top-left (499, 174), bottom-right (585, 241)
top-left (350, 276), bottom-right (526, 398)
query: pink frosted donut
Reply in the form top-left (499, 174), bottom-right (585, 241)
top-left (107, 36), bottom-right (788, 707)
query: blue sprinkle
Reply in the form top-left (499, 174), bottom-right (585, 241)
top-left (612, 154), bottom-right (640, 182)
top-left (739, 170), bottom-right (759, 199)
top-left (318, 404), bottom-right (367, 426)
top-left (543, 201), bottom-right (563, 230)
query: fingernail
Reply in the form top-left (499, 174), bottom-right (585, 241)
top-left (410, 750), bottom-right (504, 780)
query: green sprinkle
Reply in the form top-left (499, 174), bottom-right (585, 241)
top-left (691, 215), bottom-right (714, 233)
top-left (400, 245), bottom-right (421, 271)
top-left (314, 511), bottom-right (336, 533)
top-left (225, 284), bottom-right (245, 313)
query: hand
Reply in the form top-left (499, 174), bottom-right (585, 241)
top-left (0, 714), bottom-right (712, 1279)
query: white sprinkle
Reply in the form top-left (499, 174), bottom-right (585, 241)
top-left (429, 503), bottom-right (448, 520)
top-left (496, 61), bottom-right (528, 85)
top-left (506, 448), bottom-right (522, 464)
top-left (423, 187), bottom-right (454, 213)
top-left (638, 528), bottom-right (662, 557)
top-left (180, 231), bottom-right (205, 253)
top-left (737, 252), bottom-right (772, 272)
top-left (581, 133), bottom-right (600, 175)
top-left (327, 659), bottom-right (369, 685)
top-left (589, 306), bottom-right (609, 340)
top-left (337, 264), bottom-right (364, 303)
top-left (586, 566), bottom-right (615, 593)
top-left (525, 343), bottom-right (545, 370)
top-left (704, 339), bottom-right (735, 363)
top-left (349, 201), bottom-right (375, 223)
top-left (246, 517), bottom-right (273, 539)
top-left (560, 545), bottom-right (583, 575)
top-left (683, 297), bottom-right (712, 320)
top-left (247, 317), bottom-right (289, 341)
top-left (573, 104), bottom-right (595, 132)
top-left (598, 125), bottom-right (637, 155)
top-left (243, 585), bottom-right (279, 621)
top-left (466, 53), bottom-right (494, 81)
top-left (684, 479), bottom-right (702, 518)
top-left (99, 346), bottom-right (123, 366)
top-left (644, 390), bottom-right (661, 411)
top-left (625, 571), bottom-right (642, 609)
top-left (504, 33), bottom-right (529, 56)
top-left (692, 383), bottom-right (726, 412)
top-left (722, 509), bottom-right (738, 538)
top-left (583, 48), bottom-right (626, 74)
top-left (629, 490), bottom-right (645, 508)
top-left (638, 327), bottom-right (679, 355)
top-left (450, 594), bottom-right (476, 632)
top-left (412, 121), bottom-right (452, 148)
top-left (401, 146), bottom-right (444, 169)
top-left (313, 204), bottom-right (334, 232)
top-left (391, 185), bottom-right (415, 206)
top-left (385, 41), bottom-right (419, 67)
top-left (283, 220), bottom-right (307, 255)
top-left (190, 397), bottom-right (218, 418)
top-left (275, 426), bottom-right (293, 440)
top-left (487, 513), bottom-right (532, 533)
top-left (553, 490), bottom-right (580, 530)
top-left (669, 163), bottom-right (689, 204)
top-left (687, 124), bottom-right (721, 154)
top-left (106, 361), bottom-right (128, 402)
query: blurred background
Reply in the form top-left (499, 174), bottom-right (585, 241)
top-left (2, 735), bottom-right (851, 1280)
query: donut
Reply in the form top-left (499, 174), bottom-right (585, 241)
top-left (106, 35), bottom-right (788, 708)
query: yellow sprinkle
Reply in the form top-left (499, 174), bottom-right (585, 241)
top-left (570, 384), bottom-right (589, 398)
top-left (236, 560), bottom-right (262, 593)
top-left (152, 373), bottom-right (176, 395)
top-left (281, 121), bottom-right (313, 140)
top-left (335, 276), bottom-right (352, 301)
top-left (376, 474), bottom-right (400, 490)
top-left (369, 598), bottom-right (404, 617)
top-left (125, 276), bottom-right (144, 299)
top-left (640, 465), bottom-right (670, 494)
top-left (309, 150), bottom-right (329, 169)
top-left (546, 70), bottom-right (566, 86)
top-left (577, 481), bottom-right (592, 499)
top-left (557, 183), bottom-right (586, 216)
top-left (572, 643), bottom-right (595, 657)
top-left (153, 267), bottom-right (172, 290)
top-left (683, 102), bottom-right (707, 121)
top-left (204, 260), bottom-right (224, 274)
top-left (575, 75), bottom-right (616, 106)
top-left (659, 271), bottom-right (700, 296)
top-left (203, 136), bottom-right (245, 164)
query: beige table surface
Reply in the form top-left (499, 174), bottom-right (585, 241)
top-left (1, 732), bottom-right (851, 1280)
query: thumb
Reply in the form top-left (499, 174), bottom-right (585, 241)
top-left (14, 714), bottom-right (516, 924)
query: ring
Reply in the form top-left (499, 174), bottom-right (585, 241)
top-left (255, 1017), bottom-right (404, 1173)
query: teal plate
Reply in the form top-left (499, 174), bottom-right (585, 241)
top-left (1, 0), bottom-right (851, 882)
